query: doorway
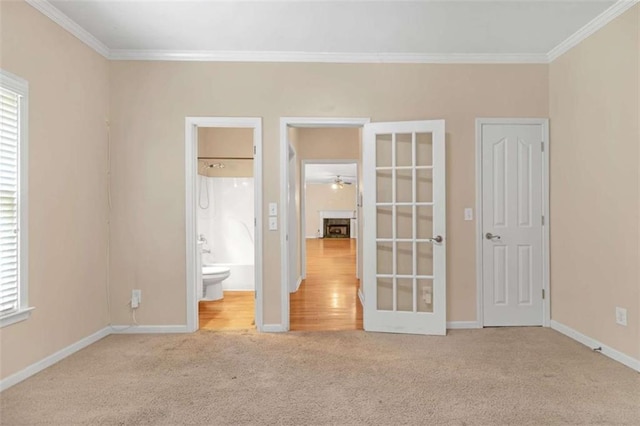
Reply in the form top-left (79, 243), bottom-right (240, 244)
top-left (185, 117), bottom-right (263, 332)
top-left (280, 118), bottom-right (369, 331)
top-left (475, 118), bottom-right (550, 327)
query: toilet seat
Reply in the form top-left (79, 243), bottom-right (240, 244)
top-left (203, 266), bottom-right (230, 276)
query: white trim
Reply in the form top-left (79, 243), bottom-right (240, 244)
top-left (550, 320), bottom-right (640, 372)
top-left (185, 117), bottom-right (263, 332)
top-left (109, 50), bottom-right (548, 64)
top-left (294, 276), bottom-right (302, 293)
top-left (547, 0), bottom-right (640, 62)
top-left (280, 118), bottom-right (370, 331)
top-left (446, 321), bottom-right (481, 330)
top-left (0, 327), bottom-right (111, 392)
top-left (0, 307), bottom-right (34, 328)
top-left (358, 288), bottom-right (364, 306)
top-left (24, 0), bottom-right (110, 58)
top-left (110, 325), bottom-right (190, 334)
top-left (262, 324), bottom-right (287, 333)
top-left (475, 118), bottom-right (550, 328)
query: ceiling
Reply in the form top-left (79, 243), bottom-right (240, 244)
top-left (28, 0), bottom-right (634, 63)
top-left (305, 164), bottom-right (357, 185)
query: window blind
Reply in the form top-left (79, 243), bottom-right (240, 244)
top-left (0, 87), bottom-right (20, 315)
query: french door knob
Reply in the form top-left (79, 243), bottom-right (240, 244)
top-left (485, 232), bottom-right (501, 241)
top-left (429, 235), bottom-right (443, 243)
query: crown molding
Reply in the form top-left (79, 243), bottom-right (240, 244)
top-left (547, 0), bottom-right (639, 62)
top-left (109, 50), bottom-right (548, 64)
top-left (24, 0), bottom-right (110, 58)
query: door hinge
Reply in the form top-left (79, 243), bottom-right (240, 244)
top-left (541, 141), bottom-right (544, 152)
top-left (286, 234), bottom-right (288, 241)
top-left (542, 215), bottom-right (545, 226)
top-left (542, 289), bottom-right (546, 300)
top-left (253, 146), bottom-right (256, 155)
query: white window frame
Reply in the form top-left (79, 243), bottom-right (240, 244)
top-left (0, 69), bottom-right (32, 328)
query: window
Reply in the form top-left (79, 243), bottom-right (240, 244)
top-left (0, 69), bottom-right (31, 327)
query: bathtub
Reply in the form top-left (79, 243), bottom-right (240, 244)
top-left (208, 263), bottom-right (255, 291)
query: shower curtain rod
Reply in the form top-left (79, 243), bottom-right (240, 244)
top-left (198, 156), bottom-right (253, 160)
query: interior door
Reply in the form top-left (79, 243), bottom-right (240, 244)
top-left (363, 120), bottom-right (446, 335)
top-left (481, 123), bottom-right (544, 326)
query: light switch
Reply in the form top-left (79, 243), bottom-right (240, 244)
top-left (268, 217), bottom-right (278, 231)
top-left (269, 202), bottom-right (278, 216)
top-left (464, 208), bottom-right (473, 221)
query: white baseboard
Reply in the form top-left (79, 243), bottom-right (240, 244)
top-left (550, 320), bottom-right (640, 372)
top-left (261, 323), bottom-right (286, 332)
top-left (110, 325), bottom-right (190, 334)
top-left (295, 277), bottom-right (302, 292)
top-left (0, 326), bottom-right (111, 392)
top-left (446, 321), bottom-right (481, 329)
top-left (358, 288), bottom-right (364, 306)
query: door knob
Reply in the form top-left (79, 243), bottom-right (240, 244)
top-left (428, 235), bottom-right (443, 243)
top-left (485, 232), bottom-right (501, 241)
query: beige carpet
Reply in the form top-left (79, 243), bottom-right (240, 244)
top-left (1, 328), bottom-right (638, 425)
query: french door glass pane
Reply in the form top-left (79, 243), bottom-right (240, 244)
top-left (417, 279), bottom-right (434, 313)
top-left (397, 278), bottom-right (413, 312)
top-left (376, 134), bottom-right (392, 167)
top-left (396, 133), bottom-right (412, 167)
top-left (416, 132), bottom-right (433, 166)
top-left (377, 278), bottom-right (393, 311)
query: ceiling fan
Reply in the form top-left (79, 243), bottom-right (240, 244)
top-left (331, 175), bottom-right (353, 190)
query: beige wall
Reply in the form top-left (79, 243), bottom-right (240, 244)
top-left (0, 1), bottom-right (110, 379)
top-left (198, 127), bottom-right (253, 177)
top-left (549, 5), bottom-right (640, 359)
top-left (109, 61), bottom-right (548, 326)
top-left (305, 184), bottom-right (357, 237)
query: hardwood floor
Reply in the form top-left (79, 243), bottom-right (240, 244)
top-left (199, 291), bottom-right (255, 331)
top-left (290, 238), bottom-right (363, 331)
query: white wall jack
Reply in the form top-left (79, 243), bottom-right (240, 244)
top-left (131, 290), bottom-right (142, 309)
top-left (615, 307), bottom-right (627, 326)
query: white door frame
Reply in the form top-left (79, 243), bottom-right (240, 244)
top-left (279, 117), bottom-right (370, 331)
top-left (300, 159), bottom-right (359, 280)
top-left (185, 117), bottom-right (263, 332)
top-left (475, 118), bottom-right (550, 328)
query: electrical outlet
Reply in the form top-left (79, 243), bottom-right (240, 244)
top-left (131, 289), bottom-right (142, 309)
top-left (615, 307), bottom-right (627, 326)
top-left (464, 208), bottom-right (473, 221)
top-left (268, 217), bottom-right (278, 231)
top-left (422, 287), bottom-right (432, 304)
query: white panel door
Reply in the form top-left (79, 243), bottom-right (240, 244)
top-left (482, 124), bottom-right (544, 326)
top-left (363, 120), bottom-right (446, 335)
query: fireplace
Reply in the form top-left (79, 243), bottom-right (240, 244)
top-left (324, 218), bottom-right (350, 238)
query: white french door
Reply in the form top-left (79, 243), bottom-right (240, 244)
top-left (481, 122), bottom-right (545, 326)
top-left (363, 120), bottom-right (446, 335)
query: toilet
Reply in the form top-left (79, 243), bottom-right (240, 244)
top-left (202, 265), bottom-right (231, 301)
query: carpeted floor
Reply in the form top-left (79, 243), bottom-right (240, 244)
top-left (1, 328), bottom-right (638, 425)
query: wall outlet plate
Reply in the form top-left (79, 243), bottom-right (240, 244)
top-left (132, 289), bottom-right (142, 308)
top-left (615, 307), bottom-right (627, 326)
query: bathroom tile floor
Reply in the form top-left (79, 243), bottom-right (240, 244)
top-left (290, 238), bottom-right (362, 331)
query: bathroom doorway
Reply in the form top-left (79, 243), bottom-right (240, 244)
top-left (281, 118), bottom-right (368, 331)
top-left (185, 117), bottom-right (263, 332)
